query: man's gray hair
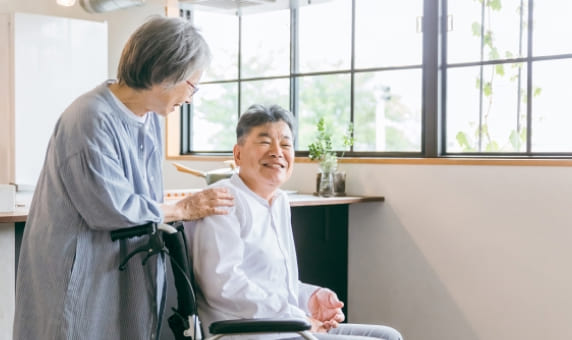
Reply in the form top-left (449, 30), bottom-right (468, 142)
top-left (117, 16), bottom-right (212, 89)
top-left (236, 104), bottom-right (296, 144)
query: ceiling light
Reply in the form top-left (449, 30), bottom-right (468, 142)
top-left (57, 0), bottom-right (76, 6)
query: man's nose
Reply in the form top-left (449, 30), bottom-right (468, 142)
top-left (268, 142), bottom-right (283, 157)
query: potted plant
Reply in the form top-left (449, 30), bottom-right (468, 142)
top-left (308, 118), bottom-right (354, 197)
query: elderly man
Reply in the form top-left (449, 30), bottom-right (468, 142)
top-left (187, 104), bottom-right (402, 340)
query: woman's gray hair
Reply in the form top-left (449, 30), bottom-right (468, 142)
top-left (117, 16), bottom-right (212, 90)
top-left (236, 104), bottom-right (296, 144)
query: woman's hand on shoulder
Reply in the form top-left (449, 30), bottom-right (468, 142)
top-left (162, 187), bottom-right (234, 222)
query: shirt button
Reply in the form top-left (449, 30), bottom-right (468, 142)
top-left (140, 144), bottom-right (144, 150)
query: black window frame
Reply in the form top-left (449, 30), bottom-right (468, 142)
top-left (180, 0), bottom-right (572, 159)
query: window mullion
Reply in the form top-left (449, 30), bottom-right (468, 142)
top-left (526, 0), bottom-right (533, 153)
top-left (291, 7), bottom-right (300, 150)
top-left (349, 0), bottom-right (356, 153)
top-left (422, 0), bottom-right (441, 157)
top-left (238, 15), bottom-right (242, 121)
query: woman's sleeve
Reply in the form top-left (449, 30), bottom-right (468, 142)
top-left (59, 143), bottom-right (162, 230)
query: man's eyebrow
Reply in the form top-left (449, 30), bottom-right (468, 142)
top-left (255, 132), bottom-right (292, 139)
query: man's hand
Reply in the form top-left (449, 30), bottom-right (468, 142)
top-left (308, 317), bottom-right (330, 333)
top-left (162, 187), bottom-right (234, 222)
top-left (308, 288), bottom-right (345, 328)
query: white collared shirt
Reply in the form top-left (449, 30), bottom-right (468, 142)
top-left (185, 173), bottom-right (319, 337)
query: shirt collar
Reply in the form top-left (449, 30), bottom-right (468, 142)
top-left (104, 79), bottom-right (150, 126)
top-left (230, 173), bottom-right (284, 207)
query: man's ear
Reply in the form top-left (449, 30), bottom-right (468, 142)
top-left (233, 144), bottom-right (241, 166)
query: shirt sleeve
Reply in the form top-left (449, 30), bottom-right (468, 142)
top-left (192, 210), bottom-right (308, 320)
top-left (59, 144), bottom-right (163, 230)
top-left (297, 281), bottom-right (321, 314)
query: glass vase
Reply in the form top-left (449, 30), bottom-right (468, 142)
top-left (318, 170), bottom-right (335, 197)
top-left (333, 170), bottom-right (346, 196)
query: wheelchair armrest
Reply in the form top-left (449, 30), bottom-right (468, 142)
top-left (110, 222), bottom-right (156, 241)
top-left (209, 317), bottom-right (311, 334)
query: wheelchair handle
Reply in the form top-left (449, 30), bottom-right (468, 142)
top-left (110, 222), bottom-right (156, 241)
top-left (110, 222), bottom-right (179, 242)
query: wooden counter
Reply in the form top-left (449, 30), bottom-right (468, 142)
top-left (0, 209), bottom-right (27, 223)
top-left (0, 193), bottom-right (384, 224)
top-left (0, 193), bottom-right (383, 223)
top-left (288, 193), bottom-right (384, 207)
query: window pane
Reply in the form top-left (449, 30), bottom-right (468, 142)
top-left (354, 69), bottom-right (422, 152)
top-left (298, 0), bottom-right (351, 73)
top-left (446, 64), bottom-right (527, 153)
top-left (241, 79), bottom-right (290, 114)
top-left (533, 2), bottom-right (572, 56)
top-left (531, 59), bottom-right (572, 152)
top-left (191, 83), bottom-right (238, 151)
top-left (355, 0), bottom-right (422, 68)
top-left (241, 10), bottom-right (290, 78)
top-left (193, 12), bottom-right (238, 81)
top-left (297, 74), bottom-right (351, 151)
top-left (447, 0), bottom-right (527, 64)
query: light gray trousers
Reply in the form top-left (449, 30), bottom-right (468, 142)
top-left (284, 323), bottom-right (403, 340)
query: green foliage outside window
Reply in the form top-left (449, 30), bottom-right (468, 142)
top-left (455, 0), bottom-right (542, 153)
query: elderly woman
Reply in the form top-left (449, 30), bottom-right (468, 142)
top-left (13, 16), bottom-right (233, 340)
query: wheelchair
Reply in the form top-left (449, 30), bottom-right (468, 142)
top-left (111, 222), bottom-right (318, 340)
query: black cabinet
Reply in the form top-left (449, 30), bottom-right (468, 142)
top-left (291, 205), bottom-right (349, 318)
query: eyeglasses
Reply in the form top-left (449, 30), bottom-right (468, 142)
top-left (186, 80), bottom-right (199, 97)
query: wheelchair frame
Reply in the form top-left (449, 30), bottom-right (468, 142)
top-left (111, 222), bottom-right (317, 340)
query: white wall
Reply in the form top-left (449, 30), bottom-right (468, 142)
top-left (165, 159), bottom-right (572, 340)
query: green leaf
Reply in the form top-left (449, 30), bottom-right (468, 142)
top-left (342, 123), bottom-right (355, 148)
top-left (489, 47), bottom-right (499, 60)
top-left (520, 127), bottom-right (527, 142)
top-left (495, 63), bottom-right (505, 76)
top-left (483, 82), bottom-right (492, 97)
top-left (487, 0), bottom-right (502, 11)
top-left (485, 141), bottom-right (499, 152)
top-left (456, 131), bottom-right (473, 151)
top-left (471, 22), bottom-right (481, 37)
top-left (480, 124), bottom-right (489, 138)
top-left (533, 87), bottom-right (542, 97)
top-left (509, 129), bottom-right (520, 150)
top-left (484, 31), bottom-right (493, 47)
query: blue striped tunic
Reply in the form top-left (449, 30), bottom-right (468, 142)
top-left (14, 81), bottom-right (166, 340)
